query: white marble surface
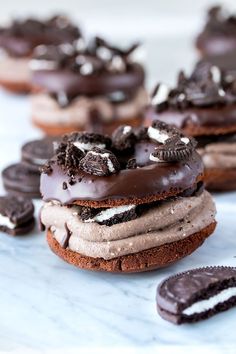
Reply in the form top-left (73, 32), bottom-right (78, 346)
top-left (0, 35), bottom-right (236, 353)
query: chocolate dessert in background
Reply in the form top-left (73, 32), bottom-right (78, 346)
top-left (196, 6), bottom-right (236, 57)
top-left (30, 37), bottom-right (148, 136)
top-left (40, 121), bottom-right (216, 273)
top-left (145, 62), bottom-right (236, 191)
top-left (0, 15), bottom-right (81, 93)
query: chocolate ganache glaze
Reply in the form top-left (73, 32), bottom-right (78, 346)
top-left (148, 62), bottom-right (236, 136)
top-left (40, 123), bottom-right (203, 205)
top-left (31, 37), bottom-right (145, 97)
top-left (0, 15), bottom-right (81, 57)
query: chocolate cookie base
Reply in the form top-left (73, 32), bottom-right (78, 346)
top-left (32, 115), bottom-right (143, 136)
top-left (0, 79), bottom-right (31, 93)
top-left (47, 221), bottom-right (216, 273)
top-left (205, 168), bottom-right (236, 191)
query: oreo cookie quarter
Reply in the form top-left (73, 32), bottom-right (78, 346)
top-left (0, 195), bottom-right (35, 236)
top-left (156, 266), bottom-right (236, 324)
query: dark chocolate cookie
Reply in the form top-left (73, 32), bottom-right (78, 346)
top-left (63, 132), bottom-right (111, 151)
top-left (2, 163), bottom-right (41, 198)
top-left (21, 137), bottom-right (60, 172)
top-left (156, 266), bottom-right (236, 324)
top-left (112, 125), bottom-right (136, 151)
top-left (0, 195), bottom-right (35, 236)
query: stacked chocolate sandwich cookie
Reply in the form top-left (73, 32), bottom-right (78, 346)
top-left (2, 137), bottom-right (59, 198)
top-left (0, 15), bottom-right (81, 93)
top-left (40, 121), bottom-right (216, 273)
top-left (30, 37), bottom-right (147, 135)
top-left (146, 62), bottom-right (236, 191)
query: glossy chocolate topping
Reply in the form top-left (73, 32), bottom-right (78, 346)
top-left (149, 62), bottom-right (236, 135)
top-left (0, 15), bottom-right (81, 57)
top-left (32, 64), bottom-right (145, 96)
top-left (40, 123), bottom-right (203, 205)
top-left (196, 6), bottom-right (236, 56)
top-left (31, 37), bottom-right (145, 96)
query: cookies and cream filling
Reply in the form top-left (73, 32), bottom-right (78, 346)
top-left (198, 142), bottom-right (236, 169)
top-left (0, 214), bottom-right (15, 229)
top-left (31, 87), bottom-right (148, 127)
top-left (40, 190), bottom-right (216, 260)
top-left (183, 287), bottom-right (236, 316)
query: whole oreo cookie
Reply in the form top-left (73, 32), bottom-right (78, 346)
top-left (2, 163), bottom-right (41, 198)
top-left (112, 125), bottom-right (136, 151)
top-left (21, 137), bottom-right (59, 172)
top-left (156, 266), bottom-right (236, 324)
top-left (150, 135), bottom-right (197, 163)
top-left (79, 147), bottom-right (120, 176)
top-left (0, 195), bottom-right (35, 236)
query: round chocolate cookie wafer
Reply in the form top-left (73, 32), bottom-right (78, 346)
top-left (0, 195), bottom-right (35, 236)
top-left (46, 222), bottom-right (216, 272)
top-left (156, 266), bottom-right (236, 324)
top-left (21, 136), bottom-right (60, 172)
top-left (2, 163), bottom-right (41, 199)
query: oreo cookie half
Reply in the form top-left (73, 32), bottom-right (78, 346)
top-left (147, 120), bottom-right (180, 144)
top-left (63, 132), bottom-right (111, 151)
top-left (150, 135), bottom-right (196, 163)
top-left (156, 266), bottom-right (236, 324)
top-left (79, 147), bottom-right (120, 176)
top-left (0, 195), bottom-right (35, 236)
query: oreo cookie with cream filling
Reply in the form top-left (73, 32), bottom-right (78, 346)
top-left (56, 141), bottom-right (84, 173)
top-left (156, 266), bottom-right (236, 324)
top-left (148, 120), bottom-right (181, 144)
top-left (112, 125), bottom-right (136, 151)
top-left (79, 147), bottom-right (120, 176)
top-left (150, 135), bottom-right (197, 163)
top-left (63, 132), bottom-right (111, 151)
top-left (81, 204), bottom-right (137, 226)
top-left (0, 195), bottom-right (35, 236)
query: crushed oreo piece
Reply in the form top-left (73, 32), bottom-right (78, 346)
top-left (148, 120), bottom-right (181, 144)
top-left (112, 125), bottom-right (136, 151)
top-left (63, 132), bottom-right (111, 151)
top-left (56, 141), bottom-right (84, 173)
top-left (81, 204), bottom-right (138, 226)
top-left (41, 159), bottom-right (54, 175)
top-left (134, 126), bottom-right (148, 140)
top-left (126, 158), bottom-right (137, 169)
top-left (150, 135), bottom-right (196, 163)
top-left (79, 147), bottom-right (120, 176)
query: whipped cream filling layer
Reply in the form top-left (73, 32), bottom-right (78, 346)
top-left (41, 190), bottom-right (216, 260)
top-left (198, 142), bottom-right (236, 169)
top-left (183, 287), bottom-right (236, 316)
top-left (0, 214), bottom-right (15, 229)
top-left (0, 55), bottom-right (31, 83)
top-left (31, 87), bottom-right (148, 127)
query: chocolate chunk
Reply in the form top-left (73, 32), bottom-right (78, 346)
top-left (81, 204), bottom-right (138, 226)
top-left (126, 158), bottom-right (137, 169)
top-left (56, 141), bottom-right (85, 173)
top-left (112, 125), bottom-right (136, 151)
top-left (156, 266), bottom-right (236, 324)
top-left (63, 132), bottom-right (111, 151)
top-left (0, 195), bottom-right (35, 236)
top-left (79, 147), bottom-right (120, 176)
top-left (150, 135), bottom-right (196, 163)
